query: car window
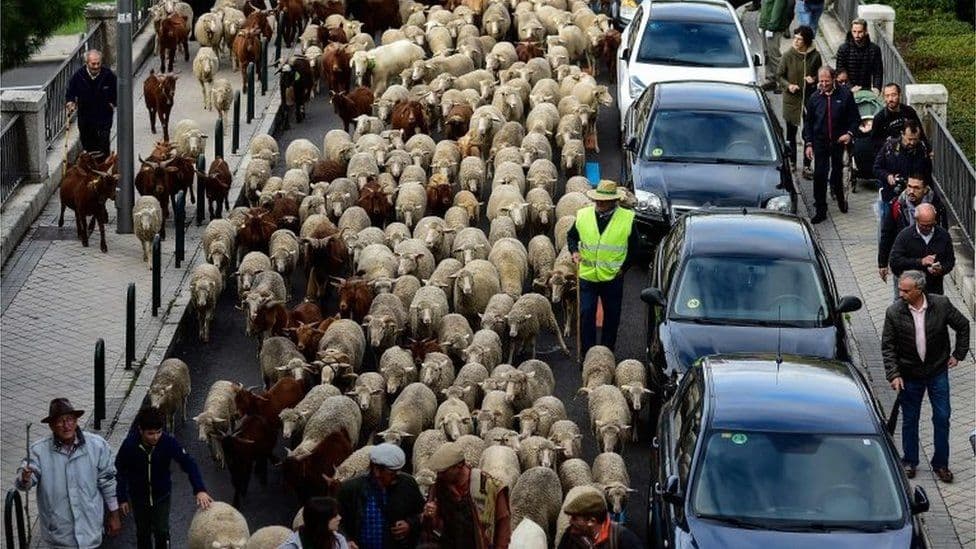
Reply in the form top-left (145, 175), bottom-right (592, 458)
top-left (671, 256), bottom-right (830, 326)
top-left (642, 110), bottom-right (777, 163)
top-left (692, 432), bottom-right (905, 527)
top-left (626, 7), bottom-right (644, 54)
top-left (637, 20), bottom-right (747, 68)
top-left (672, 368), bottom-right (703, 523)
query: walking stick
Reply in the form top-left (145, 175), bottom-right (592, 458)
top-left (63, 118), bottom-right (71, 178)
top-left (575, 276), bottom-right (582, 367)
top-left (24, 422), bottom-right (32, 544)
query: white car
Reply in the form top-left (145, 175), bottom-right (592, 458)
top-left (616, 0), bottom-right (761, 129)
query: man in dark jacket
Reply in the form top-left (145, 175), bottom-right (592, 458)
top-left (888, 203), bottom-right (955, 295)
top-left (835, 18), bottom-right (883, 93)
top-left (882, 270), bottom-right (969, 482)
top-left (115, 407), bottom-right (212, 549)
top-left (65, 49), bottom-right (117, 156)
top-left (557, 490), bottom-right (642, 549)
top-left (878, 175), bottom-right (946, 286)
top-left (871, 83), bottom-right (929, 151)
top-left (337, 444), bottom-right (424, 549)
top-left (873, 119), bottom-right (932, 211)
top-left (803, 65), bottom-right (860, 222)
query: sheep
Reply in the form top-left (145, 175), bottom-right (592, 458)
top-left (374, 85), bottom-right (410, 122)
top-left (193, 46), bottom-right (220, 110)
top-left (546, 45), bottom-right (570, 71)
top-left (324, 178), bottom-right (359, 220)
top-left (511, 466), bottom-right (562, 541)
top-left (452, 191), bottom-right (483, 226)
top-left (554, 485), bottom-right (604, 546)
top-left (149, 358), bottom-right (191, 434)
top-left (406, 283), bottom-right (449, 339)
top-left (443, 206), bottom-right (470, 232)
top-left (418, 350), bottom-right (454, 395)
top-left (323, 129), bottom-right (354, 164)
top-left (346, 371), bottom-right (387, 439)
top-left (615, 358), bottom-right (651, 439)
top-left (348, 227), bottom-right (387, 266)
top-left (580, 345), bottom-right (616, 391)
top-left (492, 161), bottom-right (527, 196)
top-left (553, 216), bottom-right (576, 254)
top-left (517, 435), bottom-right (561, 470)
top-left (248, 134), bottom-right (280, 167)
top-left (353, 133), bottom-right (389, 167)
top-left (480, 293), bottom-right (515, 343)
top-left (193, 380), bottom-right (237, 467)
top-left (268, 229), bottom-right (299, 283)
top-left (363, 293), bottom-right (407, 351)
top-left (581, 384), bottom-right (631, 453)
top-left (349, 40), bottom-right (425, 95)
top-left (486, 185), bottom-right (527, 234)
top-left (391, 274), bottom-right (422, 311)
top-left (452, 362), bottom-right (490, 410)
top-left (173, 119), bottom-right (208, 159)
top-left (450, 227), bottom-right (488, 267)
top-left (242, 158), bottom-right (271, 206)
top-left (489, 237), bottom-right (528, 300)
top-left (356, 243), bottom-right (397, 282)
top-left (246, 526), bottom-right (292, 548)
top-left (549, 419), bottom-right (583, 461)
top-left (555, 191), bottom-right (591, 220)
top-left (503, 359), bottom-right (555, 411)
top-left (483, 363), bottom-right (517, 393)
top-left (413, 429), bottom-right (448, 473)
top-left (436, 312), bottom-right (472, 362)
top-left (133, 196), bottom-right (163, 265)
top-left (452, 259), bottom-right (501, 324)
top-left (379, 382), bottom-right (437, 444)
top-left (482, 5), bottom-right (513, 44)
top-left (281, 168), bottom-right (310, 198)
top-left (525, 102), bottom-right (559, 138)
top-left (393, 182), bottom-right (426, 229)
top-left (479, 444), bottom-right (521, 489)
top-left (381, 28), bottom-right (407, 45)
top-left (454, 433), bottom-right (487, 468)
top-left (292, 395), bottom-right (362, 457)
top-left (279, 383), bottom-right (342, 439)
top-left (474, 389), bottom-right (515, 436)
top-left (334, 445), bottom-right (375, 482)
top-left (235, 251), bottom-right (271, 299)
top-left (259, 336), bottom-right (311, 388)
top-left (346, 152), bottom-right (380, 188)
top-left (526, 189), bottom-right (556, 239)
top-left (194, 12), bottom-right (224, 56)
top-left (188, 501), bottom-right (249, 549)
top-left (520, 132), bottom-right (552, 170)
top-left (190, 263), bottom-right (224, 343)
top-left (413, 217), bottom-right (454, 262)
top-left (517, 395), bottom-right (567, 439)
top-left (338, 206), bottom-right (371, 237)
top-left (561, 138), bottom-right (585, 176)
top-left (378, 345), bottom-right (418, 395)
top-left (591, 451), bottom-right (633, 515)
top-left (524, 57), bottom-right (552, 87)
top-left (435, 394), bottom-right (474, 440)
top-left (425, 26), bottom-right (454, 57)
top-left (285, 138), bottom-right (322, 175)
top-left (529, 78), bottom-right (561, 110)
top-left (558, 457), bottom-right (592, 492)
top-left (316, 318), bottom-right (367, 379)
top-left (461, 328), bottom-right (504, 373)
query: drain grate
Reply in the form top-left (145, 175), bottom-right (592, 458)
top-left (32, 226), bottom-right (77, 241)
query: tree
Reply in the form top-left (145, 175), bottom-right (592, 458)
top-left (1, 0), bottom-right (88, 69)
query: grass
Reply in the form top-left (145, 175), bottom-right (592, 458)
top-left (879, 0), bottom-right (976, 164)
top-left (52, 0), bottom-right (114, 36)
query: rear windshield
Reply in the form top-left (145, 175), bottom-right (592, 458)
top-left (637, 20), bottom-right (747, 68)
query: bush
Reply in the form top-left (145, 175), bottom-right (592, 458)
top-left (0, 0), bottom-right (88, 69)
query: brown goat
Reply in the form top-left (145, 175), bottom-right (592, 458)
top-left (330, 87), bottom-right (374, 132)
top-left (390, 100), bottom-right (428, 139)
top-left (197, 156), bottom-right (231, 219)
top-left (143, 70), bottom-right (178, 142)
top-left (332, 276), bottom-right (374, 321)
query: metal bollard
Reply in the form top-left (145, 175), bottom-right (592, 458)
top-left (152, 234), bottom-right (161, 316)
top-left (214, 118), bottom-right (224, 159)
top-left (247, 63), bottom-right (255, 123)
top-left (232, 91), bottom-right (241, 153)
top-left (125, 283), bottom-right (135, 370)
top-left (260, 39), bottom-right (268, 96)
top-left (275, 12), bottom-right (283, 61)
top-left (174, 190), bottom-right (186, 268)
top-left (94, 338), bottom-right (105, 430)
top-left (196, 154), bottom-right (206, 225)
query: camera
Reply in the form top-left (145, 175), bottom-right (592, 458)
top-left (893, 174), bottom-right (908, 194)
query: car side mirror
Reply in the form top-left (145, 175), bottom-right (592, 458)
top-left (620, 48), bottom-right (630, 61)
top-left (624, 137), bottom-right (639, 153)
top-left (662, 474), bottom-right (683, 505)
top-left (641, 287), bottom-right (666, 307)
top-left (836, 295), bottom-right (862, 313)
top-left (911, 486), bottom-right (929, 514)
top-left (753, 53), bottom-right (763, 67)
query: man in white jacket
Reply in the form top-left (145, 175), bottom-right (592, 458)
top-left (15, 398), bottom-right (121, 548)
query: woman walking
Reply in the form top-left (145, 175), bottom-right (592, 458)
top-left (777, 25), bottom-right (822, 179)
top-left (279, 497), bottom-right (349, 549)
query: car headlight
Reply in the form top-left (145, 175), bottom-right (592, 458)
top-left (766, 195), bottom-right (792, 211)
top-left (635, 189), bottom-right (664, 215)
top-left (629, 76), bottom-right (646, 99)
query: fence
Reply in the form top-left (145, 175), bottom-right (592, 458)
top-left (929, 111), bottom-right (976, 243)
top-left (41, 22), bottom-right (107, 147)
top-left (1, 115), bottom-right (30, 203)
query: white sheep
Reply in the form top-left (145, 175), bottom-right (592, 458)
top-left (475, 389), bottom-right (515, 437)
top-left (451, 258), bottom-right (501, 323)
top-left (173, 119), bottom-right (208, 158)
top-left (279, 383), bottom-right (342, 439)
top-left (334, 445), bottom-right (375, 482)
top-left (133, 196), bottom-right (163, 265)
top-left (193, 380), bottom-right (237, 468)
top-left (346, 151), bottom-right (380, 187)
top-left (526, 236), bottom-right (556, 289)
top-left (517, 395), bottom-right (567, 439)
top-left (444, 206), bottom-right (471, 232)
top-left (190, 263), bottom-right (224, 343)
top-left (188, 501), bottom-right (249, 549)
top-left (392, 274), bottom-right (422, 311)
top-left (419, 351), bottom-right (455, 399)
top-left (511, 466), bottom-right (563, 541)
top-left (248, 134), bottom-right (279, 167)
top-left (555, 191), bottom-right (591, 220)
top-left (346, 371), bottom-right (386, 440)
top-left (461, 328), bottom-right (504, 372)
top-left (193, 47), bottom-right (220, 110)
top-left (480, 293), bottom-right (515, 343)
top-left (245, 525), bottom-right (291, 548)
top-left (489, 237), bottom-right (529, 301)
top-left (394, 182), bottom-right (427, 229)
top-left (323, 129), bottom-right (354, 164)
top-left (435, 394), bottom-right (473, 440)
top-left (549, 420), bottom-right (583, 461)
top-left (517, 435), bottom-right (562, 470)
top-left (379, 346), bottom-right (418, 395)
top-left (413, 429), bottom-right (448, 473)
top-left (211, 78), bottom-right (233, 127)
top-left (557, 457), bottom-right (593, 493)
top-left (503, 359), bottom-right (555, 411)
top-left (285, 138), bottom-right (322, 175)
top-left (235, 251), bottom-right (271, 299)
top-left (356, 243), bottom-right (397, 282)
top-left (363, 293), bottom-right (407, 351)
top-left (592, 451), bottom-right (633, 515)
top-left (615, 359), bottom-right (651, 439)
top-left (413, 217), bottom-right (455, 262)
top-left (379, 382), bottom-right (437, 444)
top-left (581, 345), bottom-right (616, 391)
top-left (338, 206), bottom-right (371, 237)
top-left (479, 444), bottom-right (521, 489)
top-left (281, 168), bottom-right (310, 197)
top-left (492, 161), bottom-right (527, 196)
top-left (268, 229), bottom-right (299, 284)
top-left (436, 311), bottom-right (472, 362)
top-left (194, 12), bottom-right (224, 57)
top-left (292, 395), bottom-right (362, 457)
top-left (149, 358), bottom-right (191, 432)
top-left (395, 238), bottom-right (436, 280)
top-left (450, 227), bottom-right (489, 266)
top-left (324, 178), bottom-right (359, 220)
top-left (316, 318), bottom-right (366, 378)
top-left (487, 185), bottom-right (527, 232)
top-left (349, 40), bottom-right (426, 95)
top-left (452, 362), bottom-right (490, 410)
top-left (581, 384), bottom-right (631, 453)
top-left (258, 336), bottom-right (309, 388)
top-left (561, 138), bottom-right (585, 176)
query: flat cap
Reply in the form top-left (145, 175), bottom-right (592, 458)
top-left (563, 490), bottom-right (607, 516)
top-left (427, 442), bottom-right (465, 472)
top-left (370, 443), bottom-right (406, 470)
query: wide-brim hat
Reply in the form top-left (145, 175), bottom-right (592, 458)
top-left (427, 442), bottom-right (465, 472)
top-left (41, 398), bottom-right (85, 424)
top-left (586, 180), bottom-right (625, 201)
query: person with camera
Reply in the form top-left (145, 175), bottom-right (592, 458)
top-left (878, 175), bottom-right (946, 291)
top-left (873, 119), bottom-right (932, 206)
top-left (888, 203), bottom-right (955, 296)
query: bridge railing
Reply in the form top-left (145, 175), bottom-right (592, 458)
top-left (1, 115), bottom-right (30, 204)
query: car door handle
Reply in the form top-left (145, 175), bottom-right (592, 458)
top-left (654, 481), bottom-right (663, 495)
top-left (652, 436), bottom-right (660, 449)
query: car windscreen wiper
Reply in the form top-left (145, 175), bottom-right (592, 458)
top-left (775, 521), bottom-right (890, 533)
top-left (696, 515), bottom-right (767, 530)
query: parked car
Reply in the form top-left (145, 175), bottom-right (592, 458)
top-left (616, 0), bottom-right (760, 128)
top-left (647, 354), bottom-right (930, 548)
top-left (639, 209), bottom-right (861, 381)
top-left (622, 80), bottom-right (795, 244)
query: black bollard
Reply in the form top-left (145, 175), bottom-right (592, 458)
top-left (175, 190), bottom-right (186, 268)
top-left (152, 234), bottom-right (161, 316)
top-left (94, 338), bottom-right (105, 430)
top-left (215, 118), bottom-right (224, 159)
top-left (275, 12), bottom-right (283, 60)
top-left (232, 91), bottom-right (241, 153)
top-left (196, 154), bottom-right (206, 225)
top-left (125, 283), bottom-right (135, 370)
top-left (247, 63), bottom-right (255, 123)
top-left (4, 489), bottom-right (27, 549)
top-left (260, 39), bottom-right (268, 96)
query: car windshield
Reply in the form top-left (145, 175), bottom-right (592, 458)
top-left (637, 20), bottom-right (747, 68)
top-left (692, 432), bottom-right (905, 529)
top-left (642, 110), bottom-right (777, 163)
top-left (671, 256), bottom-right (830, 326)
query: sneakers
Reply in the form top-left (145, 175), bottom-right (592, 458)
top-left (934, 467), bottom-right (954, 483)
top-left (810, 212), bottom-right (827, 224)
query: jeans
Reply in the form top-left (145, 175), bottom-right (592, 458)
top-left (579, 277), bottom-right (624, 354)
top-left (812, 143), bottom-right (845, 215)
top-left (79, 123), bottom-right (111, 157)
top-left (900, 370), bottom-right (951, 468)
top-left (133, 495), bottom-right (171, 549)
top-left (795, 0), bottom-right (825, 34)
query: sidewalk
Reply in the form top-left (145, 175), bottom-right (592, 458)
top-left (0, 23), bottom-right (284, 533)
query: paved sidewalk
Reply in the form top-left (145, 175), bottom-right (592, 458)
top-left (0, 26), bottom-right (283, 528)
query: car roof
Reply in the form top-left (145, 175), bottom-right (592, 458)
top-left (702, 355), bottom-right (880, 434)
top-left (682, 210), bottom-right (816, 261)
top-left (653, 81), bottom-right (764, 112)
top-left (648, 0), bottom-right (735, 23)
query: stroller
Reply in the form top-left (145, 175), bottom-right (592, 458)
top-left (842, 90), bottom-right (886, 198)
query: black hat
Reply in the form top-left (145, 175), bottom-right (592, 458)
top-left (41, 398), bottom-right (85, 424)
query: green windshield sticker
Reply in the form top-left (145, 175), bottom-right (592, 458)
top-left (651, 147), bottom-right (664, 156)
top-left (731, 433), bottom-right (747, 445)
top-left (687, 298), bottom-right (700, 309)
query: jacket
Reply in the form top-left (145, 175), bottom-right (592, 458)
top-left (835, 32), bottom-right (883, 90)
top-left (802, 85), bottom-right (859, 148)
top-left (65, 66), bottom-right (117, 128)
top-left (556, 520), bottom-right (643, 549)
top-left (777, 45), bottom-right (823, 125)
top-left (759, 0), bottom-right (790, 32)
top-left (337, 472), bottom-right (425, 549)
top-left (870, 103), bottom-right (929, 151)
top-left (115, 430), bottom-right (206, 506)
top-left (877, 188), bottom-right (947, 267)
top-left (872, 136), bottom-right (933, 202)
top-left (566, 206), bottom-right (642, 275)
top-left (888, 224), bottom-right (955, 295)
top-left (278, 530), bottom-right (350, 548)
top-left (882, 293), bottom-right (970, 381)
top-left (14, 430), bottom-right (117, 548)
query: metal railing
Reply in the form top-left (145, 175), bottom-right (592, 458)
top-left (42, 22), bottom-right (107, 147)
top-left (1, 115), bottom-right (29, 203)
top-left (928, 110), bottom-right (976, 244)
top-left (832, 0), bottom-right (860, 29)
top-left (873, 27), bottom-right (915, 93)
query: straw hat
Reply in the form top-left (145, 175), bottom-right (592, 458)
top-left (586, 180), bottom-right (625, 201)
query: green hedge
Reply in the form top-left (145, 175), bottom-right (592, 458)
top-left (881, 0), bottom-right (976, 164)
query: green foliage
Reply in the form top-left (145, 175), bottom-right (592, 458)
top-left (54, 0), bottom-right (115, 37)
top-left (1, 0), bottom-right (88, 69)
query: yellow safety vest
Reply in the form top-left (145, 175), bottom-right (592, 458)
top-left (576, 206), bottom-right (634, 282)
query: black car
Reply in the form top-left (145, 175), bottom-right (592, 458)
top-left (647, 355), bottom-right (930, 548)
top-left (621, 80), bottom-right (796, 245)
top-left (639, 209), bottom-right (861, 381)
